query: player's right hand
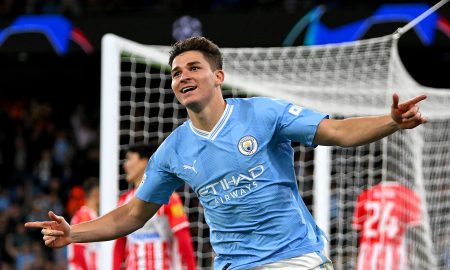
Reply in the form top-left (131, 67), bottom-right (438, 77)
top-left (24, 211), bottom-right (72, 248)
top-left (391, 93), bottom-right (427, 129)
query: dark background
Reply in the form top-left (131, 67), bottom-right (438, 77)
top-left (0, 0), bottom-right (449, 105)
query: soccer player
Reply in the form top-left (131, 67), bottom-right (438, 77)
top-left (113, 143), bottom-right (196, 270)
top-left (26, 36), bottom-right (427, 270)
top-left (67, 177), bottom-right (100, 270)
top-left (352, 181), bottom-right (421, 270)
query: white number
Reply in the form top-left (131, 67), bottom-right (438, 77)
top-left (363, 201), bottom-right (399, 239)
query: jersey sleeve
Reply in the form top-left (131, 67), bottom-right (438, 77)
top-left (260, 98), bottom-right (328, 147)
top-left (135, 141), bottom-right (184, 205)
top-left (166, 193), bottom-right (189, 232)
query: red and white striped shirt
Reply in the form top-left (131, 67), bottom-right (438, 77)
top-left (113, 188), bottom-right (192, 270)
top-left (352, 182), bottom-right (421, 270)
top-left (68, 206), bottom-right (99, 270)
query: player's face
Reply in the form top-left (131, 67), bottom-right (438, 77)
top-left (171, 51), bottom-right (224, 111)
top-left (123, 152), bottom-right (148, 185)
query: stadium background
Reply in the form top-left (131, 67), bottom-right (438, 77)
top-left (0, 0), bottom-right (449, 269)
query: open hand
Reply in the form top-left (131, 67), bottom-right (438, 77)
top-left (24, 211), bottom-right (72, 248)
top-left (391, 93), bottom-right (427, 129)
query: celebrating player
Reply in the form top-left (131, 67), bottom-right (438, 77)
top-left (25, 36), bottom-right (427, 270)
top-left (113, 143), bottom-right (196, 270)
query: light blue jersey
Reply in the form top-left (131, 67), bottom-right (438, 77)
top-left (136, 97), bottom-right (329, 270)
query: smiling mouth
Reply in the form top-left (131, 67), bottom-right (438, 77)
top-left (181, 86), bottom-right (197, 93)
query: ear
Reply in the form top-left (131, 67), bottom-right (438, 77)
top-left (214, 69), bottom-right (225, 86)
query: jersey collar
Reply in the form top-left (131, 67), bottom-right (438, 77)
top-left (189, 103), bottom-right (234, 141)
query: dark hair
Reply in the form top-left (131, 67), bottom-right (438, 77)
top-left (127, 140), bottom-right (158, 160)
top-left (83, 177), bottom-right (99, 197)
top-left (168, 36), bottom-right (223, 70)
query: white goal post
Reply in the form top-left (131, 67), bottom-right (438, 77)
top-left (100, 33), bottom-right (450, 270)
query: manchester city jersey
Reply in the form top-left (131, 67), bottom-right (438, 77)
top-left (136, 97), bottom-right (329, 270)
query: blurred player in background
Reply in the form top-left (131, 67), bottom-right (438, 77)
top-left (26, 37), bottom-right (427, 270)
top-left (352, 181), bottom-right (421, 270)
top-left (113, 143), bottom-right (196, 270)
top-left (68, 177), bottom-right (100, 270)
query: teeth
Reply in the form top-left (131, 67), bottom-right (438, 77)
top-left (182, 86), bottom-right (195, 93)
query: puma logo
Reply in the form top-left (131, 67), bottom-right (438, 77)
top-left (183, 160), bottom-right (197, 174)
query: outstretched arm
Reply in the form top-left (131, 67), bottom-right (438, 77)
top-left (25, 196), bottom-right (161, 248)
top-left (314, 93), bottom-right (427, 147)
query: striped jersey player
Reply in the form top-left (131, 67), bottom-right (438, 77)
top-left (113, 188), bottom-right (192, 270)
top-left (113, 144), bottom-right (196, 270)
top-left (352, 182), bottom-right (421, 270)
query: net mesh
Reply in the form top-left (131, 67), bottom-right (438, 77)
top-left (109, 34), bottom-right (450, 269)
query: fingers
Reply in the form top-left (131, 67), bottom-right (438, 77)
top-left (399, 116), bottom-right (427, 128)
top-left (401, 114), bottom-right (426, 124)
top-left (48, 211), bottom-right (64, 223)
top-left (393, 93), bottom-right (427, 110)
top-left (24, 212), bottom-right (67, 249)
top-left (24, 212), bottom-right (64, 229)
top-left (401, 94), bottom-right (427, 107)
top-left (24, 221), bottom-right (44, 228)
top-left (24, 221), bottom-right (58, 229)
top-left (44, 235), bottom-right (57, 247)
top-left (392, 94), bottom-right (427, 129)
top-left (40, 228), bottom-right (64, 237)
top-left (391, 92), bottom-right (428, 129)
top-left (41, 229), bottom-right (63, 248)
top-left (401, 105), bottom-right (419, 119)
top-left (411, 94), bottom-right (427, 104)
top-left (398, 109), bottom-right (427, 129)
top-left (392, 93), bottom-right (399, 109)
top-left (43, 235), bottom-right (54, 241)
top-left (40, 225), bottom-right (65, 248)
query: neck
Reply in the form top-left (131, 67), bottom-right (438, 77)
top-left (133, 178), bottom-right (141, 188)
top-left (188, 96), bottom-right (226, 132)
top-left (187, 88), bottom-right (227, 132)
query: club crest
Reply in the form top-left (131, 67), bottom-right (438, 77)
top-left (238, 135), bottom-right (258, 156)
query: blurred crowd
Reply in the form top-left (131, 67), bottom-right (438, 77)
top-left (0, 98), bottom-right (99, 270)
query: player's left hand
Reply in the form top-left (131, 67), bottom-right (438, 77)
top-left (391, 93), bottom-right (427, 129)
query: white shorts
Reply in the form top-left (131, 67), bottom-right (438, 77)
top-left (252, 250), bottom-right (334, 270)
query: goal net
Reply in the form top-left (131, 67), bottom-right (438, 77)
top-left (100, 33), bottom-right (450, 270)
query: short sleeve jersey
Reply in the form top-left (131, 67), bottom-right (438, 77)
top-left (136, 97), bottom-right (328, 270)
top-left (352, 182), bottom-right (421, 270)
